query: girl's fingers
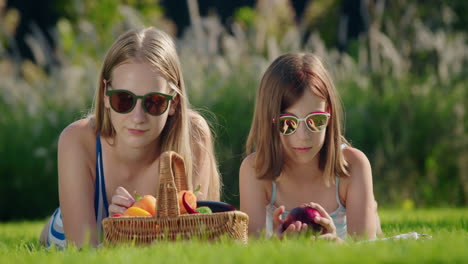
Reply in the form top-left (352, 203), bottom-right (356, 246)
top-left (273, 206), bottom-right (285, 221)
top-left (278, 222), bottom-right (292, 239)
top-left (314, 215), bottom-right (332, 227)
top-left (111, 194), bottom-right (134, 208)
top-left (282, 222), bottom-right (313, 239)
top-left (273, 206), bottom-right (286, 236)
top-left (282, 221), bottom-right (300, 238)
top-left (286, 221), bottom-right (304, 233)
top-left (273, 206), bottom-right (285, 227)
top-left (308, 202), bottom-right (330, 219)
top-left (115, 186), bottom-right (134, 200)
top-left (308, 202), bottom-right (336, 234)
top-left (318, 233), bottom-right (344, 244)
top-left (108, 204), bottom-right (127, 215)
top-left (109, 187), bottom-right (135, 216)
top-left (285, 222), bottom-right (297, 233)
top-left (314, 216), bottom-right (336, 234)
top-left (293, 221), bottom-right (302, 231)
top-left (117, 187), bottom-right (134, 199)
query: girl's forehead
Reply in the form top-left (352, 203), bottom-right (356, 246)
top-left (112, 63), bottom-right (165, 81)
top-left (110, 63), bottom-right (169, 93)
top-left (282, 88), bottom-right (327, 115)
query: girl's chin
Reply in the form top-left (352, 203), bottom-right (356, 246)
top-left (287, 150), bottom-right (318, 163)
top-left (119, 135), bottom-right (154, 147)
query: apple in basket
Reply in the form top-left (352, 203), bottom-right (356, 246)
top-left (282, 205), bottom-right (323, 233)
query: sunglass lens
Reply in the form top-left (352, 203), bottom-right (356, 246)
top-left (306, 114), bottom-right (328, 132)
top-left (279, 117), bottom-right (298, 135)
top-left (144, 94), bottom-right (169, 115)
top-left (110, 91), bottom-right (134, 113)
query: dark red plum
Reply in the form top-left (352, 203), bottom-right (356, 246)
top-left (282, 206), bottom-right (323, 233)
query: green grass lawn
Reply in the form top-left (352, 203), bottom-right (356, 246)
top-left (1, 208), bottom-right (467, 263)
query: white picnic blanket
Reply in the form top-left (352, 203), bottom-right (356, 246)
top-left (359, 232), bottom-right (432, 243)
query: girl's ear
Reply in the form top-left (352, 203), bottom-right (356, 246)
top-left (168, 94), bottom-right (179, 116)
top-left (102, 79), bottom-right (111, 109)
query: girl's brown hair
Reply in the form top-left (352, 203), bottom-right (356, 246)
top-left (90, 27), bottom-right (220, 199)
top-left (246, 53), bottom-right (349, 185)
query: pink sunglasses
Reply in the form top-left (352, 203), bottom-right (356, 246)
top-left (276, 111), bottom-right (330, 135)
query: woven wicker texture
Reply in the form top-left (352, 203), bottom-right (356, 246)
top-left (102, 151), bottom-right (249, 245)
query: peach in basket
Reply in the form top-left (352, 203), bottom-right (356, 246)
top-left (132, 194), bottom-right (157, 216)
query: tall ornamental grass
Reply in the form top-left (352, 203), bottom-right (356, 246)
top-left (0, 0), bottom-right (466, 221)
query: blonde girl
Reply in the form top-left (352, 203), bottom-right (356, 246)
top-left (40, 27), bottom-right (221, 248)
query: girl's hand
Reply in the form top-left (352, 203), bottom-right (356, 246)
top-left (108, 186), bottom-right (135, 215)
top-left (273, 206), bottom-right (308, 239)
top-left (307, 202), bottom-right (344, 243)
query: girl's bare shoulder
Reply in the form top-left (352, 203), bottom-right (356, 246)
top-left (58, 118), bottom-right (96, 159)
top-left (240, 152), bottom-right (257, 173)
top-left (341, 145), bottom-right (373, 195)
top-left (338, 146), bottom-right (373, 205)
top-left (240, 153), bottom-right (270, 186)
top-left (239, 152), bottom-right (271, 202)
top-left (342, 146), bottom-right (371, 173)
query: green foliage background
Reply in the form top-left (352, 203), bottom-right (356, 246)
top-left (0, 0), bottom-right (467, 221)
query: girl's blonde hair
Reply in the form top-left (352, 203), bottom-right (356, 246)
top-left (246, 53), bottom-right (349, 186)
top-left (90, 27), bottom-right (220, 200)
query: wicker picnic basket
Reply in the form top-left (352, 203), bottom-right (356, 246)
top-left (102, 151), bottom-right (249, 245)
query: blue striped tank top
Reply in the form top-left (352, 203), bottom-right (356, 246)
top-left (46, 135), bottom-right (109, 248)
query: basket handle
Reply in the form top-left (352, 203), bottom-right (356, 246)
top-left (156, 151), bottom-right (188, 217)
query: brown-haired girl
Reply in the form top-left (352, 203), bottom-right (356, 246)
top-left (240, 53), bottom-right (381, 241)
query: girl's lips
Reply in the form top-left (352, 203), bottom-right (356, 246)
top-left (128, 129), bottom-right (146, 135)
top-left (293, 147), bottom-right (312, 153)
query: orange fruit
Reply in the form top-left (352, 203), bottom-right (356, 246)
top-left (123, 206), bottom-right (152, 217)
top-left (132, 195), bottom-right (157, 216)
top-left (178, 190), bottom-right (197, 214)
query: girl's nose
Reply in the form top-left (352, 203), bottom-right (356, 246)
top-left (296, 120), bottom-right (310, 139)
top-left (131, 99), bottom-right (147, 123)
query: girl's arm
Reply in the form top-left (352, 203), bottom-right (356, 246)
top-left (58, 121), bottom-right (98, 247)
top-left (343, 147), bottom-right (379, 239)
top-left (239, 154), bottom-right (267, 236)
